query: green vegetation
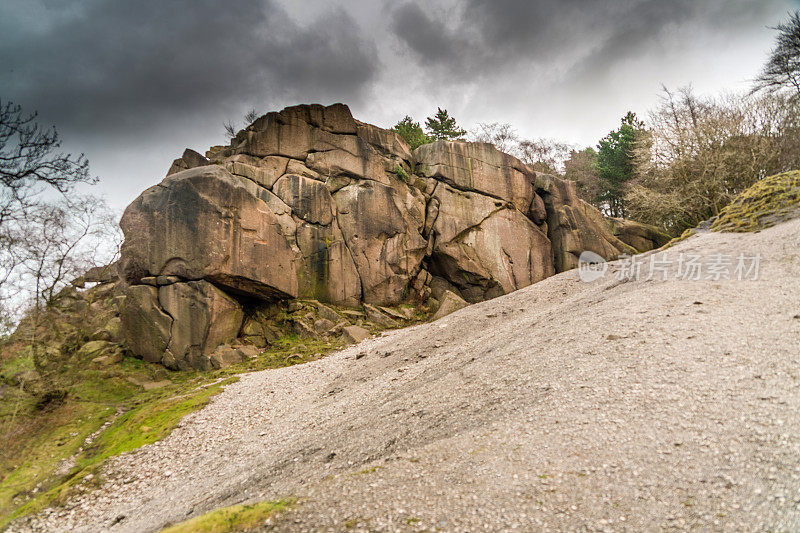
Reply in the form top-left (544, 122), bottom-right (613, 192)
top-left (595, 111), bottom-right (643, 218)
top-left (351, 465), bottom-right (381, 476)
top-left (711, 171), bottom-right (800, 232)
top-left (0, 315), bottom-right (327, 528)
top-left (424, 107), bottom-right (466, 141)
top-left (0, 327), bottom-right (345, 527)
top-left (393, 108), bottom-right (466, 147)
top-left (343, 516), bottom-right (367, 529)
top-left (563, 146), bottom-right (602, 207)
top-left (0, 333), bottom-right (246, 529)
top-left (393, 165), bottom-right (410, 183)
top-left (626, 87), bottom-right (800, 235)
top-left (161, 499), bottom-right (293, 533)
top-left (0, 292), bottom-right (425, 528)
top-left (393, 116), bottom-right (431, 150)
top-left (662, 227), bottom-right (698, 249)
top-left (241, 334), bottom-right (341, 371)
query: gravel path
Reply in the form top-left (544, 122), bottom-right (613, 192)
top-left (10, 218), bottom-right (800, 532)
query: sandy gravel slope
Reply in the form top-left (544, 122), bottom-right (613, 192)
top-left (12, 218), bottom-right (800, 532)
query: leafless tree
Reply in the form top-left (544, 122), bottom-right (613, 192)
top-left (752, 11), bottom-right (800, 100)
top-left (0, 100), bottom-right (99, 316)
top-left (517, 138), bottom-right (576, 174)
top-left (223, 120), bottom-right (237, 140)
top-left (627, 86), bottom-right (800, 234)
top-left (17, 195), bottom-right (120, 384)
top-left (469, 122), bottom-right (520, 154)
top-left (243, 108), bottom-right (259, 124)
top-left (563, 147), bottom-right (603, 208)
top-left (224, 108), bottom-right (262, 140)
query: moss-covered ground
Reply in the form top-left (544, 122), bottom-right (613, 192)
top-left (0, 331), bottom-right (342, 529)
top-left (711, 171), bottom-right (800, 233)
top-left (659, 171), bottom-right (800, 248)
top-left (160, 499), bottom-right (293, 533)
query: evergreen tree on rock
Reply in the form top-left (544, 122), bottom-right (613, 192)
top-left (425, 108), bottom-right (467, 141)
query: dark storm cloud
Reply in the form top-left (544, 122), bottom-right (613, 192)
top-left (0, 0), bottom-right (379, 134)
top-left (0, 0), bottom-right (791, 211)
top-left (390, 0), bottom-right (785, 80)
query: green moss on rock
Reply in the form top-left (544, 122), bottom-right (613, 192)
top-left (712, 171), bottom-right (800, 233)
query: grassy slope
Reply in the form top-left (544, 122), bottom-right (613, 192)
top-left (0, 334), bottom-right (340, 528)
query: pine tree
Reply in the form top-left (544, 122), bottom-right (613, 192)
top-left (392, 116), bottom-right (431, 150)
top-left (424, 108), bottom-right (466, 141)
top-left (595, 111), bottom-right (644, 218)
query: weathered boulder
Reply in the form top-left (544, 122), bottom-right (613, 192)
top-left (432, 290), bottom-right (469, 320)
top-left (77, 340), bottom-right (115, 359)
top-left (120, 285), bottom-right (172, 364)
top-left (120, 280), bottom-right (243, 370)
top-left (609, 218), bottom-right (671, 253)
top-left (313, 318), bottom-right (337, 335)
top-left (236, 103), bottom-right (357, 159)
top-left (341, 325), bottom-right (371, 344)
top-left (294, 219), bottom-right (362, 306)
top-left (429, 184), bottom-right (505, 243)
top-left (90, 317), bottom-right (122, 343)
top-left (240, 318), bottom-right (268, 347)
top-left (209, 344), bottom-right (245, 369)
top-left (273, 174), bottom-right (334, 226)
top-left (363, 303), bottom-right (399, 328)
top-left (286, 159), bottom-right (324, 181)
top-left (415, 141), bottom-right (536, 212)
top-left (158, 281), bottom-right (243, 370)
top-left (431, 207), bottom-right (554, 302)
top-left (119, 166), bottom-right (299, 300)
top-left (427, 182), bottom-right (554, 302)
top-left (333, 178), bottom-right (427, 304)
top-left (83, 264), bottom-right (119, 284)
top-left (223, 154), bottom-right (287, 189)
top-left (536, 175), bottom-right (637, 271)
top-left (305, 146), bottom-right (389, 184)
top-left (167, 148), bottom-right (209, 176)
top-left (355, 121), bottom-right (413, 163)
top-left (117, 103), bottom-right (671, 370)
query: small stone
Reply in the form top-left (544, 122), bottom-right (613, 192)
top-left (431, 291), bottom-right (468, 320)
top-left (314, 318), bottom-right (336, 335)
top-left (363, 304), bottom-right (399, 328)
top-left (209, 344), bottom-right (245, 369)
top-left (341, 325), bottom-right (370, 344)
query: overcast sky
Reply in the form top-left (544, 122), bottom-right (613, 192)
top-left (1, 0), bottom-right (797, 213)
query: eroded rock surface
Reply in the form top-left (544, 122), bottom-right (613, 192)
top-left (120, 280), bottom-right (243, 370)
top-left (119, 166), bottom-right (299, 300)
top-left (118, 103), bottom-right (665, 368)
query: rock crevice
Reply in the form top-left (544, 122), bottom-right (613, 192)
top-left (118, 103), bottom-right (669, 368)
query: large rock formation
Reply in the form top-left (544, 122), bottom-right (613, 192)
top-left (118, 103), bottom-right (667, 369)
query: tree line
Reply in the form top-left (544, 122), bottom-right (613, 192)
top-left (392, 11), bottom-right (800, 236)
